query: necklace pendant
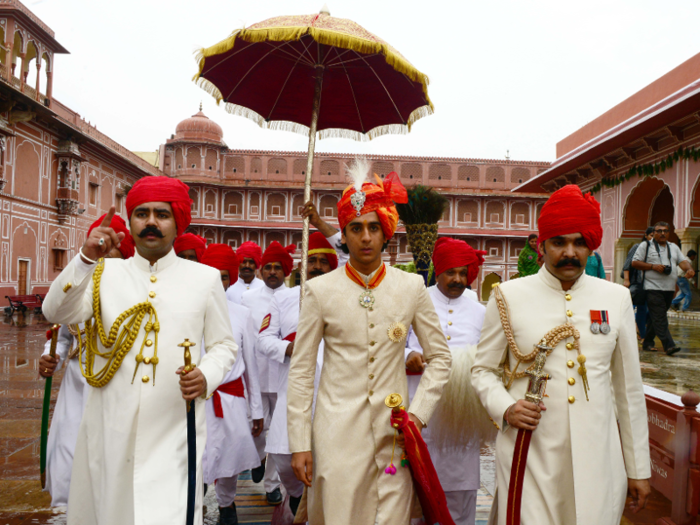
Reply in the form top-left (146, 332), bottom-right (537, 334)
top-left (359, 289), bottom-right (375, 309)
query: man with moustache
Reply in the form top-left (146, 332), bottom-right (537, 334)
top-left (200, 244), bottom-right (263, 525)
top-left (42, 177), bottom-right (238, 525)
top-left (226, 241), bottom-right (265, 304)
top-left (257, 232), bottom-right (339, 517)
top-left (38, 213), bottom-right (135, 509)
top-left (472, 185), bottom-right (650, 525)
top-left (174, 232), bottom-right (207, 262)
top-left (241, 241), bottom-right (296, 504)
top-left (632, 221), bottom-right (694, 355)
top-left (405, 237), bottom-right (488, 525)
top-left (287, 168), bottom-right (452, 524)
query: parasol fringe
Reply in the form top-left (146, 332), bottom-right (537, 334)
top-left (196, 71), bottom-right (434, 142)
top-left (193, 25), bottom-right (433, 109)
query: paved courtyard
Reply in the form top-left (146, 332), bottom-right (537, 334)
top-left (0, 313), bottom-right (698, 524)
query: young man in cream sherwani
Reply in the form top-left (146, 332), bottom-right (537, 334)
top-left (288, 170), bottom-right (452, 525)
top-left (405, 237), bottom-right (488, 525)
top-left (471, 184), bottom-right (651, 525)
top-left (42, 177), bottom-right (238, 525)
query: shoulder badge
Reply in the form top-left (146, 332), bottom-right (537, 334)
top-left (259, 313), bottom-right (271, 333)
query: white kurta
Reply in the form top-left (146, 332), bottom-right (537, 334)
top-left (257, 286), bottom-right (323, 455)
top-left (471, 266), bottom-right (651, 525)
top-left (241, 283), bottom-right (287, 394)
top-left (405, 285), bottom-right (485, 492)
top-left (203, 300), bottom-right (263, 483)
top-left (226, 277), bottom-right (264, 305)
top-left (42, 323), bottom-right (89, 507)
top-left (287, 264), bottom-right (452, 525)
top-left (42, 249), bottom-right (238, 525)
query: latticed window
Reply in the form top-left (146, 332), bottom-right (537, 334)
top-left (428, 163), bottom-right (451, 180)
top-left (265, 231), bottom-right (285, 248)
top-left (458, 165), bottom-right (479, 182)
top-left (268, 158), bottom-right (287, 175)
top-left (293, 159), bottom-right (307, 175)
top-left (225, 156), bottom-right (245, 175)
top-left (175, 149), bottom-right (184, 170)
top-left (292, 194), bottom-right (305, 217)
top-left (204, 190), bottom-right (217, 215)
top-left (511, 202), bottom-right (530, 225)
top-left (223, 230), bottom-right (243, 249)
top-left (511, 167), bottom-right (530, 184)
top-left (486, 166), bottom-right (505, 183)
top-left (319, 194), bottom-right (338, 218)
top-left (401, 163), bottom-right (422, 181)
top-left (457, 200), bottom-right (479, 223)
top-left (320, 160), bottom-right (339, 176)
top-left (205, 149), bottom-right (218, 171)
top-left (372, 161), bottom-right (394, 178)
top-left (187, 147), bottom-right (200, 170)
top-left (249, 193), bottom-right (260, 216)
top-left (266, 193), bottom-right (286, 218)
top-left (224, 191), bottom-right (243, 216)
top-left (510, 239), bottom-right (526, 258)
top-left (251, 157), bottom-right (262, 174)
top-left (189, 188), bottom-right (199, 213)
top-left (485, 201), bottom-right (505, 223)
top-left (485, 239), bottom-right (502, 257)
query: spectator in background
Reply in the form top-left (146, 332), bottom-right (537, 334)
top-left (622, 228), bottom-right (654, 340)
top-left (517, 234), bottom-right (540, 277)
top-left (671, 249), bottom-right (697, 311)
top-left (632, 222), bottom-right (695, 356)
top-left (585, 251), bottom-right (606, 279)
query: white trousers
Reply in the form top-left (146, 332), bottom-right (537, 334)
top-left (269, 453), bottom-right (305, 498)
top-left (215, 475), bottom-right (238, 508)
top-left (253, 392), bottom-right (280, 492)
top-left (410, 489), bottom-right (477, 525)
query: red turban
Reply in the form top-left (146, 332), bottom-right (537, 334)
top-left (174, 233), bottom-right (207, 262)
top-left (261, 241), bottom-right (296, 277)
top-left (537, 185), bottom-right (603, 250)
top-left (125, 177), bottom-right (192, 236)
top-left (88, 213), bottom-right (135, 259)
top-left (201, 243), bottom-right (239, 285)
top-left (337, 172), bottom-right (408, 241)
top-left (309, 232), bottom-right (338, 270)
top-left (432, 237), bottom-right (486, 285)
top-left (236, 241), bottom-right (263, 268)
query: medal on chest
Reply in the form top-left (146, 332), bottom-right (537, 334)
top-left (590, 310), bottom-right (601, 334)
top-left (600, 311), bottom-right (611, 334)
top-left (359, 289), bottom-right (375, 309)
top-left (345, 263), bottom-right (386, 309)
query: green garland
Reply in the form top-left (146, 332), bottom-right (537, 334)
top-left (589, 145), bottom-right (698, 194)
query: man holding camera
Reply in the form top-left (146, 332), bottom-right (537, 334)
top-left (632, 221), bottom-right (695, 356)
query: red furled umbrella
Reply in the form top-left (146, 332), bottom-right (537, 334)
top-left (193, 7), bottom-right (433, 297)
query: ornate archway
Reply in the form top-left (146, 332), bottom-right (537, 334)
top-left (481, 272), bottom-right (502, 302)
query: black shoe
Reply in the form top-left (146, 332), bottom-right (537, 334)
top-left (290, 494), bottom-right (302, 516)
top-left (218, 503), bottom-right (238, 525)
top-left (266, 487), bottom-right (283, 505)
top-left (251, 458), bottom-right (266, 483)
top-left (665, 347), bottom-right (682, 356)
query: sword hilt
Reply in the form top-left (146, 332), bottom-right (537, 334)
top-left (178, 338), bottom-right (197, 375)
top-left (47, 324), bottom-right (60, 358)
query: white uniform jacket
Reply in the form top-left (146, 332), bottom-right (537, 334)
top-left (287, 264), bottom-right (452, 525)
top-left (405, 285), bottom-right (485, 492)
top-left (42, 323), bottom-right (89, 507)
top-left (257, 286), bottom-right (323, 455)
top-left (226, 277), bottom-right (264, 305)
top-left (203, 300), bottom-right (263, 483)
top-left (42, 249), bottom-right (238, 525)
top-left (241, 283), bottom-right (286, 394)
top-left (471, 266), bottom-right (651, 525)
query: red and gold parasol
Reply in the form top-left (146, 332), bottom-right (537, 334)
top-left (193, 8), bottom-right (433, 296)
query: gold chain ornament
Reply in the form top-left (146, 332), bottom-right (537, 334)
top-left (76, 259), bottom-right (160, 388)
top-left (493, 284), bottom-right (590, 401)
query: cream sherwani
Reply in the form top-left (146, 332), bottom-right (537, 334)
top-left (287, 264), bottom-right (452, 525)
top-left (42, 323), bottom-right (88, 508)
top-left (42, 249), bottom-right (238, 525)
top-left (471, 266), bottom-right (650, 525)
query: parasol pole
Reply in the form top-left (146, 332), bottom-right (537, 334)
top-left (299, 62), bottom-right (324, 305)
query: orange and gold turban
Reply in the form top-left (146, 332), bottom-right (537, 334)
top-left (337, 171), bottom-right (408, 241)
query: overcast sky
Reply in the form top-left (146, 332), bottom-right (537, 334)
top-left (28, 0), bottom-right (700, 163)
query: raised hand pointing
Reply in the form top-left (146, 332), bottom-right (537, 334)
top-left (80, 206), bottom-right (126, 264)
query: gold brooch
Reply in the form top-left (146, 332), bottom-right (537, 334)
top-left (387, 322), bottom-right (408, 343)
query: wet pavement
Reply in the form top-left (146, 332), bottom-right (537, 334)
top-left (0, 313), bottom-right (698, 524)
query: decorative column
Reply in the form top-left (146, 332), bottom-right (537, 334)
top-left (675, 228), bottom-right (700, 265)
top-left (18, 52), bottom-right (25, 90)
top-left (613, 237), bottom-right (635, 284)
top-left (45, 71), bottom-right (53, 103)
top-left (4, 41), bottom-right (11, 81)
top-left (34, 60), bottom-right (41, 99)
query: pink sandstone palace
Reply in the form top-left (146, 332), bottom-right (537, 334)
top-left (0, 0), bottom-right (549, 304)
